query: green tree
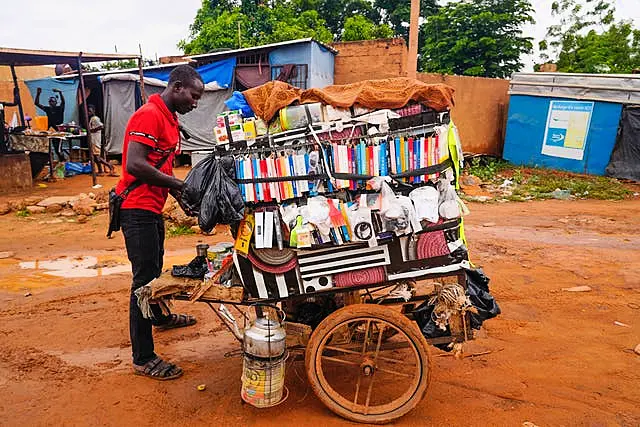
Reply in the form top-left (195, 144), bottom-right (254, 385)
top-left (179, 0), bottom-right (333, 54)
top-left (539, 0), bottom-right (640, 73)
top-left (293, 0), bottom-right (381, 39)
top-left (420, 0), bottom-right (535, 78)
top-left (342, 14), bottom-right (394, 41)
top-left (374, 0), bottom-right (438, 41)
top-left (101, 59), bottom-right (140, 71)
top-left (178, 10), bottom-right (250, 53)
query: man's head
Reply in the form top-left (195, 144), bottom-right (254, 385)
top-left (165, 65), bottom-right (204, 115)
top-left (48, 96), bottom-right (57, 108)
top-left (88, 104), bottom-right (96, 117)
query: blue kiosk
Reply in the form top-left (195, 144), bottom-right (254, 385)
top-left (503, 72), bottom-right (640, 177)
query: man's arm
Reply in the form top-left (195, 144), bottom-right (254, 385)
top-left (126, 141), bottom-right (183, 191)
top-left (89, 118), bottom-right (104, 133)
top-left (1, 87), bottom-right (19, 107)
top-left (34, 88), bottom-right (45, 111)
top-left (53, 89), bottom-right (65, 110)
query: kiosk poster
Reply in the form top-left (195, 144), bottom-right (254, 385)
top-left (541, 100), bottom-right (594, 161)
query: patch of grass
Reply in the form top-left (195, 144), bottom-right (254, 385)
top-left (506, 169), bottom-right (630, 201)
top-left (166, 224), bottom-right (196, 238)
top-left (16, 208), bottom-right (30, 217)
top-left (464, 157), bottom-right (631, 202)
top-left (466, 157), bottom-right (512, 182)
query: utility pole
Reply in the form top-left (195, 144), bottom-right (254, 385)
top-left (407, 0), bottom-right (420, 80)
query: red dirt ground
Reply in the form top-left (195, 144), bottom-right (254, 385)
top-left (0, 172), bottom-right (639, 426)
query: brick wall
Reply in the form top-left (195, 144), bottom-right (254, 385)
top-left (331, 38), bottom-right (407, 85)
top-left (1, 65), bottom-right (55, 124)
top-left (418, 74), bottom-right (510, 156)
top-left (330, 39), bottom-right (509, 155)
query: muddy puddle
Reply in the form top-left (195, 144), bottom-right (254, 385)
top-left (0, 251), bottom-right (196, 293)
top-left (19, 256), bottom-right (130, 278)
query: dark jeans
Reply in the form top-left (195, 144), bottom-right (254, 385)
top-left (121, 208), bottom-right (171, 365)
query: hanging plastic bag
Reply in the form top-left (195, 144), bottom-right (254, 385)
top-left (379, 181), bottom-right (415, 235)
top-left (409, 186), bottom-right (439, 223)
top-left (348, 206), bottom-right (377, 246)
top-left (197, 156), bottom-right (245, 233)
top-left (180, 153), bottom-right (217, 216)
top-left (437, 169), bottom-right (462, 220)
top-left (307, 196), bottom-right (332, 240)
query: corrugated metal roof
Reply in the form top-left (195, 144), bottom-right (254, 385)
top-left (185, 38), bottom-right (338, 61)
top-left (510, 72), bottom-right (640, 104)
top-left (57, 61), bottom-right (192, 79)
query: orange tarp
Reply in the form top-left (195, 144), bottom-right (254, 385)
top-left (243, 77), bottom-right (455, 122)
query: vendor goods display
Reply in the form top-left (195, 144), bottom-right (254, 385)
top-left (214, 110), bottom-right (267, 144)
top-left (177, 77), bottom-right (498, 336)
top-left (161, 78), bottom-right (502, 424)
top-left (181, 78), bottom-right (481, 300)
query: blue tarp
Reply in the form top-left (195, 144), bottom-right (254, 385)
top-left (224, 91), bottom-right (254, 117)
top-left (24, 77), bottom-right (80, 124)
top-left (64, 161), bottom-right (92, 176)
top-left (144, 57), bottom-right (237, 88)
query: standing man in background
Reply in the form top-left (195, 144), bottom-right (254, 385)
top-left (115, 65), bottom-right (204, 380)
top-left (35, 87), bottom-right (66, 160)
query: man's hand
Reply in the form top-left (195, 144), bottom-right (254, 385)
top-left (178, 184), bottom-right (200, 217)
top-left (169, 187), bottom-right (182, 201)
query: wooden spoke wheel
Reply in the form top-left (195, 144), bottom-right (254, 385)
top-left (305, 304), bottom-right (431, 424)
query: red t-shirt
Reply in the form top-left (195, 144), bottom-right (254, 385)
top-left (116, 94), bottom-right (179, 214)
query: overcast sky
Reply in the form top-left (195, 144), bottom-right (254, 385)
top-left (1, 0), bottom-right (639, 71)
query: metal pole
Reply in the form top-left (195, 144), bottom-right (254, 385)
top-left (77, 53), bottom-right (97, 186)
top-left (9, 65), bottom-right (25, 127)
top-left (407, 0), bottom-right (420, 80)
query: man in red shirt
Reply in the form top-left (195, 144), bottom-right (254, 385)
top-left (116, 65), bottom-right (204, 380)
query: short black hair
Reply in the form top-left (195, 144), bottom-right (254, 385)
top-left (168, 65), bottom-right (204, 87)
top-left (88, 104), bottom-right (96, 110)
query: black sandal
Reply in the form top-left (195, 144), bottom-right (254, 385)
top-left (133, 357), bottom-right (183, 381)
top-left (155, 313), bottom-right (197, 331)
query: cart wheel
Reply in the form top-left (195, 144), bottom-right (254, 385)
top-left (305, 304), bottom-right (431, 424)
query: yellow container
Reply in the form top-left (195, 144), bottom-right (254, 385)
top-left (33, 116), bottom-right (48, 131)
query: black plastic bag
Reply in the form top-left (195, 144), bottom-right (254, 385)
top-left (198, 156), bottom-right (244, 233)
top-left (465, 268), bottom-right (501, 329)
top-left (172, 255), bottom-right (208, 279)
top-left (413, 268), bottom-right (500, 349)
top-left (413, 301), bottom-right (454, 351)
top-left (180, 155), bottom-right (244, 233)
top-left (180, 154), bottom-right (217, 216)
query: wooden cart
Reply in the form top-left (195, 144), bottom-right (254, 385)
top-left (172, 263), bottom-right (472, 424)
